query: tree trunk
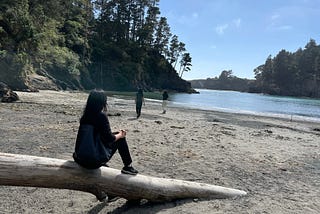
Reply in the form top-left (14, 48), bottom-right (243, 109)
top-left (0, 153), bottom-right (247, 202)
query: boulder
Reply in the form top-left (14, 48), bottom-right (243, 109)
top-left (0, 82), bottom-right (19, 102)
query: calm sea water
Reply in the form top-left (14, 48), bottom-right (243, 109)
top-left (169, 89), bottom-right (320, 122)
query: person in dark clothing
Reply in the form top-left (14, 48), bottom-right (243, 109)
top-left (135, 88), bottom-right (145, 118)
top-left (73, 89), bottom-right (138, 175)
top-left (162, 90), bottom-right (169, 114)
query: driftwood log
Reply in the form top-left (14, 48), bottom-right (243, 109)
top-left (0, 153), bottom-right (247, 202)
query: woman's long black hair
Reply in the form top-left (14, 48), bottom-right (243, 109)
top-left (82, 90), bottom-right (107, 118)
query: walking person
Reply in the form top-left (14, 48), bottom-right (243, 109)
top-left (135, 88), bottom-right (145, 118)
top-left (162, 90), bottom-right (169, 114)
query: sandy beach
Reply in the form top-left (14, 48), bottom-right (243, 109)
top-left (0, 90), bottom-right (319, 214)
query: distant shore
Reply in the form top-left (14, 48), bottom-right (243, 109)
top-left (170, 88), bottom-right (320, 124)
top-left (0, 90), bottom-right (319, 213)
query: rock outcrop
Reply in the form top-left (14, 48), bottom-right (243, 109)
top-left (0, 82), bottom-right (19, 102)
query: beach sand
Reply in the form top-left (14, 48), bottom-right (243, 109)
top-left (0, 90), bottom-right (319, 214)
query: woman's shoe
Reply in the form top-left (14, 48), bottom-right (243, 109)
top-left (121, 166), bottom-right (138, 175)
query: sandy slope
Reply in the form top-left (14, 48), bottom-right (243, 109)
top-left (0, 90), bottom-right (319, 214)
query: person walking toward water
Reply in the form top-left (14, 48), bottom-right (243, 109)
top-left (135, 88), bottom-right (145, 118)
top-left (162, 90), bottom-right (169, 114)
top-left (73, 90), bottom-right (138, 176)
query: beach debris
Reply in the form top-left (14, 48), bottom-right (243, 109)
top-left (39, 146), bottom-right (51, 151)
top-left (170, 125), bottom-right (185, 129)
top-left (220, 130), bottom-right (235, 136)
top-left (107, 112), bottom-right (121, 116)
top-left (0, 152), bottom-right (247, 203)
top-left (155, 120), bottom-right (162, 124)
top-left (279, 167), bottom-right (288, 172)
top-left (210, 119), bottom-right (221, 122)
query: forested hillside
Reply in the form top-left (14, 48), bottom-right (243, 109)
top-left (190, 70), bottom-right (254, 92)
top-left (252, 39), bottom-right (320, 97)
top-left (0, 0), bottom-right (194, 92)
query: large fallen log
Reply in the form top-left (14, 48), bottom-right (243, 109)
top-left (0, 153), bottom-right (247, 202)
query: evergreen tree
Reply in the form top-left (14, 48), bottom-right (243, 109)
top-left (154, 17), bottom-right (171, 56)
top-left (179, 52), bottom-right (191, 78)
top-left (168, 35), bottom-right (179, 64)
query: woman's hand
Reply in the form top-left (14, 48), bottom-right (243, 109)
top-left (115, 129), bottom-right (126, 141)
top-left (119, 129), bottom-right (127, 138)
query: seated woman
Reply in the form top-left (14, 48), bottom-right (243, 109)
top-left (73, 89), bottom-right (138, 175)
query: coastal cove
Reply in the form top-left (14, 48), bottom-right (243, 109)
top-left (170, 89), bottom-right (320, 123)
top-left (0, 90), bottom-right (319, 213)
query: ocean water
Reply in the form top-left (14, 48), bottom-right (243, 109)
top-left (169, 89), bottom-right (320, 122)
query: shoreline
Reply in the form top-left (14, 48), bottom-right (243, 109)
top-left (0, 90), bottom-right (319, 213)
top-left (170, 102), bottom-right (320, 124)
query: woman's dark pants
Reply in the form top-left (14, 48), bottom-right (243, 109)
top-left (109, 137), bottom-right (132, 166)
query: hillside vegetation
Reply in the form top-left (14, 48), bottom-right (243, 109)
top-left (0, 0), bottom-right (194, 93)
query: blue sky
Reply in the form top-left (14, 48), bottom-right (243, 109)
top-left (158, 0), bottom-right (320, 80)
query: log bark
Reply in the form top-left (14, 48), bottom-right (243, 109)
top-left (0, 153), bottom-right (247, 202)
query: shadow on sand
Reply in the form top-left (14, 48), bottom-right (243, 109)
top-left (88, 198), bottom-right (195, 214)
